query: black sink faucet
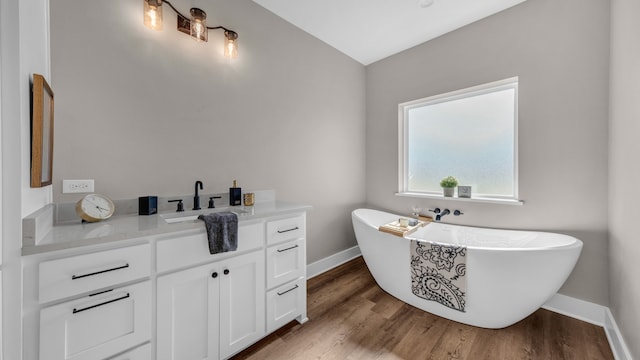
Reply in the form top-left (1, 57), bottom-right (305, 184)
top-left (193, 180), bottom-right (203, 210)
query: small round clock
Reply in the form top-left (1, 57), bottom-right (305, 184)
top-left (75, 194), bottom-right (115, 222)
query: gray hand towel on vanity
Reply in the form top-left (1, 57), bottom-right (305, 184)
top-left (198, 212), bottom-right (238, 254)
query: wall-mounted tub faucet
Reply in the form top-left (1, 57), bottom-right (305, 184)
top-left (435, 208), bottom-right (451, 222)
top-left (193, 181), bottom-right (203, 210)
top-left (430, 208), bottom-right (464, 221)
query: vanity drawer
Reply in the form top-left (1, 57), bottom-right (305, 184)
top-left (266, 215), bottom-right (305, 245)
top-left (39, 281), bottom-right (151, 360)
top-left (266, 238), bottom-right (305, 289)
top-left (39, 244), bottom-right (151, 304)
top-left (266, 277), bottom-right (306, 333)
top-left (157, 221), bottom-right (264, 273)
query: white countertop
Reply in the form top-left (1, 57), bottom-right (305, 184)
top-left (22, 201), bottom-right (311, 256)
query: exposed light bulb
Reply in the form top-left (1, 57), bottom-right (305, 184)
top-left (190, 8), bottom-right (208, 42)
top-left (224, 31), bottom-right (238, 59)
top-left (143, 0), bottom-right (163, 30)
top-left (193, 21), bottom-right (205, 40)
top-left (148, 8), bottom-right (158, 27)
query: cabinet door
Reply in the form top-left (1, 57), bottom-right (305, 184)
top-left (219, 250), bottom-right (266, 359)
top-left (157, 263), bottom-right (220, 360)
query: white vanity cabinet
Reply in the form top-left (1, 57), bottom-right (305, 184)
top-left (157, 250), bottom-right (265, 360)
top-left (24, 209), bottom-right (308, 360)
top-left (156, 213), bottom-right (307, 359)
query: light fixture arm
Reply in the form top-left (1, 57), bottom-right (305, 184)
top-left (161, 0), bottom-right (181, 17)
top-left (162, 0), bottom-right (237, 36)
top-left (207, 25), bottom-right (233, 32)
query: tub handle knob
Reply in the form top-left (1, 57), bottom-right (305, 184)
top-left (454, 210), bottom-right (464, 216)
top-left (429, 208), bottom-right (441, 214)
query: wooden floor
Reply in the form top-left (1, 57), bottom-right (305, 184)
top-left (233, 257), bottom-right (614, 360)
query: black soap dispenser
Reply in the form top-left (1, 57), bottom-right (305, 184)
top-left (229, 180), bottom-right (242, 206)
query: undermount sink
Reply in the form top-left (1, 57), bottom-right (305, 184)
top-left (161, 208), bottom-right (248, 224)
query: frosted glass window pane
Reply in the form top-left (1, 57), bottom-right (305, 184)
top-left (402, 80), bottom-right (517, 198)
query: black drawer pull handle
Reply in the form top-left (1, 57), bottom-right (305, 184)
top-left (277, 227), bottom-right (299, 234)
top-left (277, 245), bottom-right (299, 253)
top-left (224, 269), bottom-right (230, 275)
top-left (277, 285), bottom-right (299, 296)
top-left (72, 293), bottom-right (130, 314)
top-left (72, 263), bottom-right (130, 280)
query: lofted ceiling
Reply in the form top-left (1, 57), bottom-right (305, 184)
top-left (252, 0), bottom-right (527, 65)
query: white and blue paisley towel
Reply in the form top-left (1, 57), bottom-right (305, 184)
top-left (410, 239), bottom-right (467, 312)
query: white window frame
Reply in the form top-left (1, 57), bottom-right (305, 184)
top-left (397, 77), bottom-right (522, 205)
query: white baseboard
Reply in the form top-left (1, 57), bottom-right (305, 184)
top-left (542, 293), bottom-right (632, 360)
top-left (306, 245), bottom-right (362, 279)
top-left (604, 308), bottom-right (633, 360)
top-left (309, 247), bottom-right (632, 359)
top-left (542, 293), bottom-right (606, 326)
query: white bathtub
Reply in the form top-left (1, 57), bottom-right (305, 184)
top-left (352, 208), bottom-right (583, 328)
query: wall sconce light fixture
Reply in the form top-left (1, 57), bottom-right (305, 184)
top-left (143, 0), bottom-right (239, 59)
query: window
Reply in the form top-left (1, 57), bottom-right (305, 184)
top-left (398, 77), bottom-right (519, 202)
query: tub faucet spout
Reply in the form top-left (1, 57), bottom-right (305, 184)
top-left (435, 208), bottom-right (450, 222)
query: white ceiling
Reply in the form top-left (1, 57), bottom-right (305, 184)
top-left (252, 0), bottom-right (527, 65)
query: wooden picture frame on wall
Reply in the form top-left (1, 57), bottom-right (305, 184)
top-left (31, 73), bottom-right (54, 188)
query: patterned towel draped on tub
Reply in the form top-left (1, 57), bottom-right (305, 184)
top-left (409, 239), bottom-right (467, 312)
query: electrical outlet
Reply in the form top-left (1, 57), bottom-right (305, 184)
top-left (62, 179), bottom-right (95, 194)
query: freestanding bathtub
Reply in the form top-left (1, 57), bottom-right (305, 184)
top-left (352, 208), bottom-right (583, 329)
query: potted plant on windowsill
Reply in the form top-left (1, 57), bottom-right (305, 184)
top-left (440, 176), bottom-right (458, 197)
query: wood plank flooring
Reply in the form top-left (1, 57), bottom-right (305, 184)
top-left (233, 257), bottom-right (614, 360)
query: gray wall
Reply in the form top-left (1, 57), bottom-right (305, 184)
top-left (609, 0), bottom-right (639, 357)
top-left (50, 0), bottom-right (366, 263)
top-left (366, 0), bottom-right (610, 305)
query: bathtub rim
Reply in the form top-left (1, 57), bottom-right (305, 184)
top-left (352, 208), bottom-right (583, 252)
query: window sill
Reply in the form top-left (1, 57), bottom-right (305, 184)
top-left (395, 192), bottom-right (524, 206)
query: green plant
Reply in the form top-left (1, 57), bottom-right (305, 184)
top-left (440, 176), bottom-right (458, 188)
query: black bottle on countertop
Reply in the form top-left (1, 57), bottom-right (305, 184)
top-left (229, 180), bottom-right (242, 206)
